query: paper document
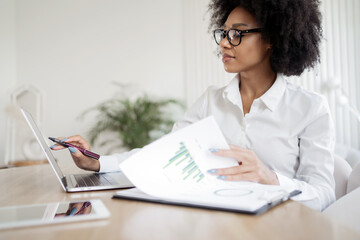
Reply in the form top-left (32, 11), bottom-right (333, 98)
top-left (119, 116), bottom-right (297, 212)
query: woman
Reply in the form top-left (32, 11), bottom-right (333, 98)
top-left (52, 0), bottom-right (335, 211)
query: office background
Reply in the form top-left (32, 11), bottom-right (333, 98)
top-left (0, 0), bottom-right (359, 166)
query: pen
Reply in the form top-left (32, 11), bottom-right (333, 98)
top-left (75, 201), bottom-right (91, 215)
top-left (48, 137), bottom-right (100, 160)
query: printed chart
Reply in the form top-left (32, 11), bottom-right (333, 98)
top-left (163, 142), bottom-right (205, 183)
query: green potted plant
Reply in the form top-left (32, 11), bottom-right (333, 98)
top-left (80, 90), bottom-right (184, 153)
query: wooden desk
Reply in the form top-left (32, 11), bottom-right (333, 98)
top-left (0, 164), bottom-right (359, 240)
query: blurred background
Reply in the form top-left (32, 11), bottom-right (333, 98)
top-left (0, 0), bottom-right (359, 166)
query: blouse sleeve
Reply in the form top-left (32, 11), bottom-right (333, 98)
top-left (276, 96), bottom-right (336, 211)
top-left (171, 87), bottom-right (210, 132)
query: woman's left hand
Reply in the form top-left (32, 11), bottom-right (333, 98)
top-left (208, 145), bottom-right (279, 185)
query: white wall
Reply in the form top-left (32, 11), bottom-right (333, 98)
top-left (0, 0), bottom-right (17, 165)
top-left (1, 0), bottom-right (184, 164)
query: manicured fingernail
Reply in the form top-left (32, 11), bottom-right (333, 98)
top-left (207, 169), bottom-right (218, 174)
top-left (217, 175), bottom-right (226, 180)
top-left (209, 148), bottom-right (218, 152)
top-left (50, 144), bottom-right (57, 149)
top-left (61, 137), bottom-right (68, 142)
top-left (69, 207), bottom-right (77, 216)
top-left (68, 147), bottom-right (76, 154)
top-left (83, 202), bottom-right (91, 208)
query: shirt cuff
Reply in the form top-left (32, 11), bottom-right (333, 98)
top-left (98, 148), bottom-right (141, 173)
top-left (99, 155), bottom-right (122, 173)
top-left (275, 171), bottom-right (319, 203)
top-left (275, 171), bottom-right (296, 188)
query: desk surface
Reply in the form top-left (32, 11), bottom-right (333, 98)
top-left (0, 164), bottom-right (359, 240)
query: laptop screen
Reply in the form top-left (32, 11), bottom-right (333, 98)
top-left (21, 108), bottom-right (65, 181)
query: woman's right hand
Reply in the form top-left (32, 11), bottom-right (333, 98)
top-left (50, 135), bottom-right (100, 172)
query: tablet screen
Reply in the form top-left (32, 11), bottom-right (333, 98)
top-left (0, 199), bottom-right (109, 229)
top-left (54, 201), bottom-right (92, 218)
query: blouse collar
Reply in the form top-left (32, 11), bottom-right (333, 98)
top-left (223, 74), bottom-right (287, 112)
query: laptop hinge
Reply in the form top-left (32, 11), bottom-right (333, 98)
top-left (61, 176), bottom-right (68, 189)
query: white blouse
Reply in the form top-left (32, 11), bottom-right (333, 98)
top-left (99, 74), bottom-right (336, 211)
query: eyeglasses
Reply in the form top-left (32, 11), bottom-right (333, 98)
top-left (213, 28), bottom-right (263, 46)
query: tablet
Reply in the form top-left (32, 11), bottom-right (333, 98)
top-left (0, 199), bottom-right (110, 230)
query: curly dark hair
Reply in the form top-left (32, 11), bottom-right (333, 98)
top-left (208, 0), bottom-right (322, 76)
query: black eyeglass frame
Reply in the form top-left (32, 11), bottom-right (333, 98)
top-left (213, 28), bottom-right (263, 46)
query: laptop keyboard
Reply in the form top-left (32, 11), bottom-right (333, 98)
top-left (74, 174), bottom-right (116, 187)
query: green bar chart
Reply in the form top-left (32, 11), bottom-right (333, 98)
top-left (163, 142), bottom-right (205, 182)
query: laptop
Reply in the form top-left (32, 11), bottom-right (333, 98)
top-left (21, 108), bottom-right (134, 192)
